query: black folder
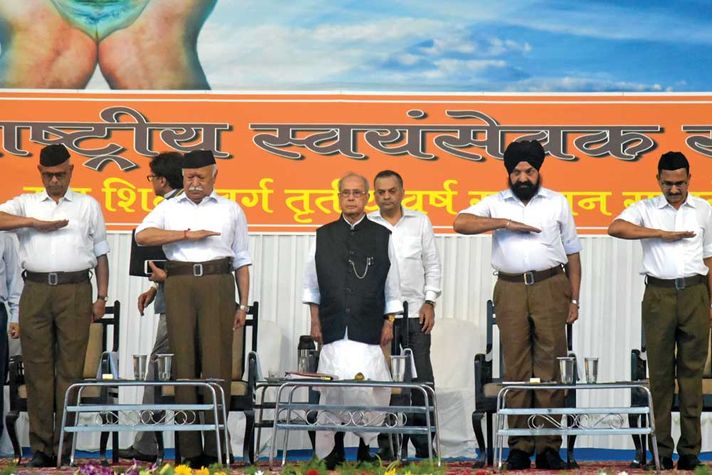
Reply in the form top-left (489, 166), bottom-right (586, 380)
top-left (129, 230), bottom-right (166, 276)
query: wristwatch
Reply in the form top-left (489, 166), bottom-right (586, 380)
top-left (571, 299), bottom-right (579, 307)
top-left (424, 300), bottom-right (436, 307)
top-left (97, 295), bottom-right (108, 302)
top-left (385, 314), bottom-right (396, 323)
top-left (238, 304), bottom-right (250, 312)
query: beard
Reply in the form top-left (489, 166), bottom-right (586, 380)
top-left (509, 177), bottom-right (541, 201)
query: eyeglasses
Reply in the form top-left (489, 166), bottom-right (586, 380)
top-left (146, 174), bottom-right (157, 182)
top-left (41, 172), bottom-right (68, 180)
top-left (339, 190), bottom-right (367, 198)
top-left (660, 180), bottom-right (688, 189)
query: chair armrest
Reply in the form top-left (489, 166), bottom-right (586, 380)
top-left (7, 355), bottom-right (24, 388)
top-left (631, 349), bottom-right (646, 381)
top-left (474, 353), bottom-right (491, 399)
top-left (246, 351), bottom-right (259, 401)
top-left (8, 355), bottom-right (25, 411)
top-left (630, 349), bottom-right (648, 407)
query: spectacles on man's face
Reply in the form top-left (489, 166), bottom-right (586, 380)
top-left (339, 189), bottom-right (367, 198)
top-left (146, 174), bottom-right (157, 182)
top-left (41, 172), bottom-right (68, 181)
top-left (660, 180), bottom-right (688, 190)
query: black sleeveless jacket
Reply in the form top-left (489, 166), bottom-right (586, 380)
top-left (315, 217), bottom-right (391, 345)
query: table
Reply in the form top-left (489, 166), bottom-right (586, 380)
top-left (268, 379), bottom-right (440, 468)
top-left (57, 379), bottom-right (229, 467)
top-left (494, 382), bottom-right (660, 472)
top-left (253, 378), bottom-right (319, 460)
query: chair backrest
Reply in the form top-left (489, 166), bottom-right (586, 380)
top-left (82, 300), bottom-right (121, 379)
top-left (382, 301), bottom-right (409, 361)
top-left (232, 301), bottom-right (259, 382)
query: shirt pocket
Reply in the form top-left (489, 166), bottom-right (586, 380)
top-left (398, 236), bottom-right (421, 260)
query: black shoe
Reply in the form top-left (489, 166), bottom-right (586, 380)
top-left (182, 455), bottom-right (206, 469)
top-left (201, 455), bottom-right (219, 467)
top-left (645, 456), bottom-right (674, 470)
top-left (414, 446), bottom-right (437, 459)
top-left (117, 447), bottom-right (158, 463)
top-left (357, 440), bottom-right (376, 464)
top-left (323, 448), bottom-right (345, 470)
top-left (535, 448), bottom-right (564, 470)
top-left (678, 454), bottom-right (702, 471)
top-left (376, 447), bottom-right (395, 462)
top-left (26, 452), bottom-right (53, 468)
top-left (506, 449), bottom-right (531, 470)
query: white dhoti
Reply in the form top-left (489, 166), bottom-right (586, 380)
top-left (314, 338), bottom-right (391, 459)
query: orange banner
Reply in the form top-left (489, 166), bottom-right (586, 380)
top-left (1, 91), bottom-right (711, 234)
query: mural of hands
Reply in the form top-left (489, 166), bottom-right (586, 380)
top-left (0, 0), bottom-right (216, 89)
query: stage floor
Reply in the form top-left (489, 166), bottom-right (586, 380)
top-left (1, 449), bottom-right (709, 474)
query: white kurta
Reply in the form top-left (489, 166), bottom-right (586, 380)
top-left (314, 338), bottom-right (392, 458)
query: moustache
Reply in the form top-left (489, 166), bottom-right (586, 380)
top-left (188, 186), bottom-right (204, 192)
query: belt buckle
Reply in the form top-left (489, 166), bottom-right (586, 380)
top-left (48, 272), bottom-right (58, 286)
top-left (523, 271), bottom-right (535, 286)
top-left (193, 263), bottom-right (204, 277)
top-left (675, 277), bottom-right (686, 290)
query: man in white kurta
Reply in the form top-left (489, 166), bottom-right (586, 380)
top-left (303, 173), bottom-right (402, 469)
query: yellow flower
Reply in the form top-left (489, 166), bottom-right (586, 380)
top-left (384, 469), bottom-right (397, 475)
top-left (195, 468), bottom-right (210, 475)
top-left (213, 472), bottom-right (228, 475)
top-left (174, 464), bottom-right (193, 475)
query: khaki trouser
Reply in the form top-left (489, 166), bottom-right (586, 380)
top-left (19, 280), bottom-right (92, 457)
top-left (493, 272), bottom-right (570, 455)
top-left (165, 272), bottom-right (235, 458)
top-left (642, 282), bottom-right (709, 458)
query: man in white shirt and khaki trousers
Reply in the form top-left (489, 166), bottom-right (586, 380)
top-left (368, 169), bottom-right (442, 458)
top-left (608, 151), bottom-right (711, 471)
top-left (136, 150), bottom-right (251, 468)
top-left (454, 140), bottom-right (581, 471)
top-left (0, 144), bottom-right (110, 468)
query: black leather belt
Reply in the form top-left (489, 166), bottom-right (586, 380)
top-left (23, 270), bottom-right (91, 286)
top-left (497, 266), bottom-right (563, 286)
top-left (166, 257), bottom-right (232, 277)
top-left (646, 274), bottom-right (706, 290)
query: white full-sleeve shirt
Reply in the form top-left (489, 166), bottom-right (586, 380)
top-left (0, 189), bottom-right (109, 272)
top-left (136, 191), bottom-right (252, 269)
top-left (459, 187), bottom-right (582, 274)
top-left (368, 207), bottom-right (441, 318)
top-left (616, 194), bottom-right (712, 279)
